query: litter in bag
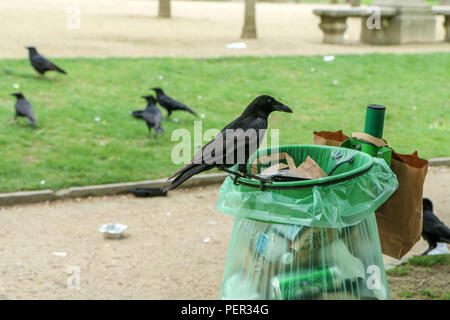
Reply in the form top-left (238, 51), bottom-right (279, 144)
top-left (217, 145), bottom-right (398, 300)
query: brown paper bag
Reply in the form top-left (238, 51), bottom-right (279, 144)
top-left (313, 130), bottom-right (349, 146)
top-left (251, 153), bottom-right (327, 180)
top-left (295, 156), bottom-right (328, 179)
top-left (312, 130), bottom-right (429, 259)
top-left (375, 151), bottom-right (428, 259)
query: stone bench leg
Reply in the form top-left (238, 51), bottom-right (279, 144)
top-left (444, 16), bottom-right (450, 42)
top-left (318, 16), bottom-right (348, 44)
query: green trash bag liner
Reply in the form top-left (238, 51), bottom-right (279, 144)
top-left (220, 215), bottom-right (390, 300)
top-left (217, 145), bottom-right (398, 228)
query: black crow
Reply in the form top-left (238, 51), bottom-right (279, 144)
top-left (26, 46), bottom-right (67, 75)
top-left (152, 88), bottom-right (197, 117)
top-left (11, 93), bottom-right (36, 126)
top-left (131, 95), bottom-right (164, 138)
top-left (166, 95), bottom-right (292, 190)
top-left (422, 198), bottom-right (450, 255)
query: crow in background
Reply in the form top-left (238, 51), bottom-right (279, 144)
top-left (11, 93), bottom-right (36, 126)
top-left (131, 95), bottom-right (164, 138)
top-left (422, 198), bottom-right (450, 255)
top-left (152, 88), bottom-right (197, 117)
top-left (166, 95), bottom-right (292, 190)
top-left (26, 46), bottom-right (67, 75)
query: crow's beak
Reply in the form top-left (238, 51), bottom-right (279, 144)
top-left (273, 102), bottom-right (293, 113)
top-left (141, 96), bottom-right (147, 99)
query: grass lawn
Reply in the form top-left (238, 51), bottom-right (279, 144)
top-left (387, 254), bottom-right (450, 300)
top-left (0, 53), bottom-right (449, 192)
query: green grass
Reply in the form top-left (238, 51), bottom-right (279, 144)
top-left (0, 53), bottom-right (449, 192)
top-left (386, 265), bottom-right (412, 276)
top-left (408, 254), bottom-right (450, 267)
top-left (397, 290), bottom-right (415, 299)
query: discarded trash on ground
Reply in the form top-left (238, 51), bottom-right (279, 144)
top-left (130, 188), bottom-right (167, 198)
top-left (226, 42), bottom-right (247, 49)
top-left (427, 243), bottom-right (449, 255)
top-left (99, 223), bottom-right (128, 239)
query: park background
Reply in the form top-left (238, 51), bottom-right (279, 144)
top-left (0, 0), bottom-right (449, 300)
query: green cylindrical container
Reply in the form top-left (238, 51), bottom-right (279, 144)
top-left (361, 104), bottom-right (386, 157)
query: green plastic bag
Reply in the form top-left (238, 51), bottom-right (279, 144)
top-left (217, 145), bottom-right (398, 300)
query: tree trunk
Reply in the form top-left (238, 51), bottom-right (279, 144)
top-left (158, 0), bottom-right (171, 18)
top-left (241, 0), bottom-right (257, 39)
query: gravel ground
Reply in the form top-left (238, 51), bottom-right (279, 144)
top-left (0, 166), bottom-right (448, 299)
top-left (0, 0), bottom-right (449, 59)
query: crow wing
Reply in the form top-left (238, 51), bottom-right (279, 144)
top-left (15, 99), bottom-right (35, 122)
top-left (142, 107), bottom-right (162, 127)
top-left (32, 54), bottom-right (66, 74)
top-left (423, 210), bottom-right (450, 242)
top-left (159, 94), bottom-right (197, 115)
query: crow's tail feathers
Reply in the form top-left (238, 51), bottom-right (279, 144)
top-left (131, 110), bottom-right (144, 119)
top-left (182, 105), bottom-right (198, 117)
top-left (165, 163), bottom-right (210, 191)
top-left (51, 63), bottom-right (67, 75)
top-left (27, 118), bottom-right (36, 127)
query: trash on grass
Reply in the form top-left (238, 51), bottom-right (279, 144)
top-left (428, 242), bottom-right (449, 255)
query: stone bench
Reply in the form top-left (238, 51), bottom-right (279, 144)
top-left (433, 7), bottom-right (450, 42)
top-left (313, 7), bottom-right (398, 44)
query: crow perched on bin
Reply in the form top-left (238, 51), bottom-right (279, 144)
top-left (166, 95), bottom-right (292, 190)
top-left (151, 88), bottom-right (197, 118)
top-left (131, 95), bottom-right (164, 138)
top-left (422, 198), bottom-right (450, 255)
top-left (26, 46), bottom-right (67, 75)
top-left (10, 93), bottom-right (36, 126)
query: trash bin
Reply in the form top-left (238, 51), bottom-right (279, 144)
top-left (217, 145), bottom-right (398, 300)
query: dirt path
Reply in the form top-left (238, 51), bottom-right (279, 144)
top-left (0, 166), bottom-right (448, 299)
top-left (0, 0), bottom-right (449, 59)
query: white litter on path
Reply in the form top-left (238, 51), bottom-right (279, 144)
top-left (226, 42), bottom-right (247, 49)
top-left (52, 252), bottom-right (67, 257)
top-left (428, 242), bottom-right (449, 255)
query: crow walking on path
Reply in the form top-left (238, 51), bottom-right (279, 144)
top-left (422, 198), bottom-right (450, 255)
top-left (11, 93), bottom-right (36, 126)
top-left (152, 88), bottom-right (197, 118)
top-left (131, 95), bottom-right (164, 139)
top-left (26, 46), bottom-right (67, 75)
top-left (166, 95), bottom-right (292, 190)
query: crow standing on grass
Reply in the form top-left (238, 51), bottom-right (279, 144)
top-left (152, 88), bottom-right (197, 118)
top-left (131, 95), bottom-right (164, 138)
top-left (10, 93), bottom-right (36, 126)
top-left (422, 198), bottom-right (450, 255)
top-left (26, 46), bottom-right (67, 75)
top-left (166, 95), bottom-right (292, 190)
